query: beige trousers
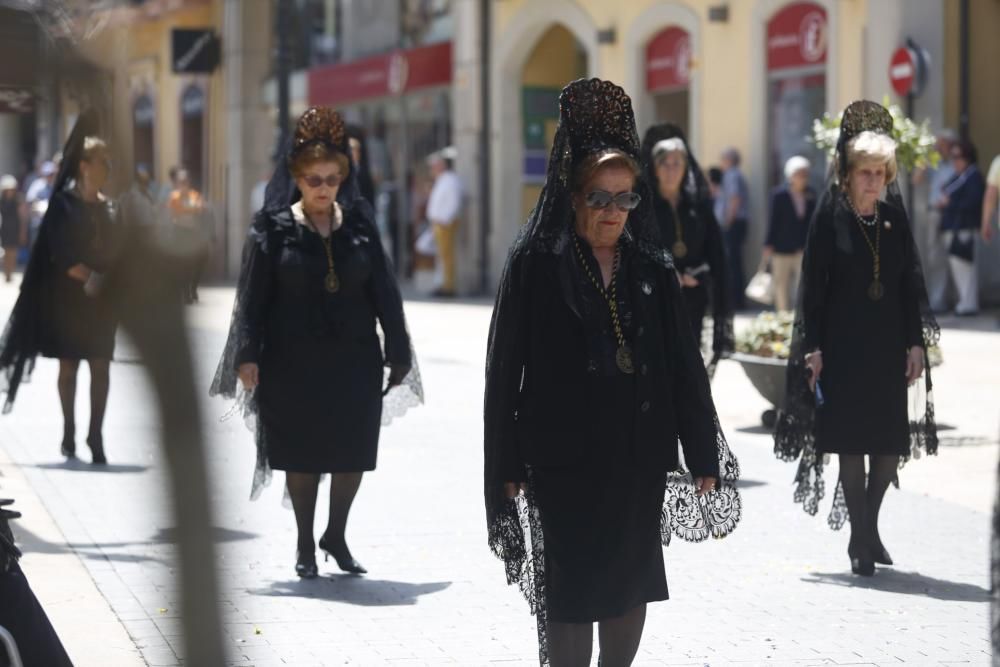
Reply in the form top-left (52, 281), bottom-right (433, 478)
top-left (433, 222), bottom-right (458, 293)
top-left (771, 252), bottom-right (803, 312)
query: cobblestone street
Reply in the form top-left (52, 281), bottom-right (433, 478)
top-left (1, 286), bottom-right (996, 666)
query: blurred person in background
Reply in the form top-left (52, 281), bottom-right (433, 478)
top-left (25, 160), bottom-right (57, 250)
top-left (938, 140), bottom-right (984, 316)
top-left (708, 166), bottom-right (724, 226)
top-left (0, 111), bottom-right (120, 464)
top-left (0, 175), bottom-right (28, 282)
top-left (763, 156), bottom-right (817, 312)
top-left (719, 147), bottom-right (749, 310)
top-left (642, 124), bottom-right (732, 360)
top-left (119, 163), bottom-right (159, 228)
top-left (166, 169), bottom-right (213, 304)
top-left (981, 152), bottom-right (1000, 242)
top-left (922, 129), bottom-right (958, 312)
top-left (347, 124), bottom-right (377, 210)
top-left (426, 149), bottom-right (462, 297)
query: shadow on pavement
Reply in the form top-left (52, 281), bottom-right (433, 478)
top-left (152, 526), bottom-right (257, 544)
top-left (249, 577), bottom-right (452, 606)
top-left (734, 425), bottom-right (774, 435)
top-left (735, 479), bottom-right (768, 489)
top-left (801, 569), bottom-right (989, 602)
top-left (27, 460), bottom-right (149, 474)
top-left (12, 525), bottom-right (166, 564)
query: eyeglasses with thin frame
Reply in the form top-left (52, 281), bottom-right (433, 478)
top-left (584, 189), bottom-right (641, 212)
top-left (302, 173), bottom-right (342, 189)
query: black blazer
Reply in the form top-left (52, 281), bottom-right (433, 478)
top-left (485, 239), bottom-right (721, 481)
top-left (766, 186), bottom-right (816, 254)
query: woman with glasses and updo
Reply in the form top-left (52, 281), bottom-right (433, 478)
top-left (212, 107), bottom-right (420, 579)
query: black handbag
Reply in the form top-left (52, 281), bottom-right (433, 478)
top-left (948, 231), bottom-right (975, 262)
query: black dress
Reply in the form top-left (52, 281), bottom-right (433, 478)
top-left (801, 199), bottom-right (924, 456)
top-left (38, 190), bottom-right (118, 361)
top-left (0, 196), bottom-right (20, 248)
top-left (530, 244), bottom-right (669, 622)
top-left (652, 196), bottom-right (727, 346)
top-left (233, 207), bottom-right (411, 473)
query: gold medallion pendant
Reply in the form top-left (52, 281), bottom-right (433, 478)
top-left (324, 271), bottom-right (340, 293)
top-left (867, 280), bottom-right (884, 301)
top-left (672, 240), bottom-right (688, 259)
top-left (615, 345), bottom-right (635, 375)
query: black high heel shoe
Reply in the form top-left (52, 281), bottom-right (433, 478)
top-left (295, 551), bottom-right (318, 579)
top-left (86, 435), bottom-right (107, 465)
top-left (870, 537), bottom-right (893, 566)
top-left (61, 436), bottom-right (76, 458)
top-left (848, 537), bottom-right (875, 577)
top-left (318, 534), bottom-right (367, 574)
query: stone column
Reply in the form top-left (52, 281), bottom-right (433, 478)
top-left (451, 0), bottom-right (487, 295)
top-left (222, 0), bottom-right (274, 277)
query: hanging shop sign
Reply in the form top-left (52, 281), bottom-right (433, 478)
top-left (767, 2), bottom-right (828, 71)
top-left (172, 29), bottom-right (221, 74)
top-left (309, 41), bottom-right (452, 107)
top-left (646, 26), bottom-right (692, 92)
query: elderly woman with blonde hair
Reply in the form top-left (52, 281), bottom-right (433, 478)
top-left (775, 101), bottom-right (939, 578)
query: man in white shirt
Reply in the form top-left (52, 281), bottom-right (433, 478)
top-left (426, 150), bottom-right (462, 297)
top-left (924, 130), bottom-right (957, 312)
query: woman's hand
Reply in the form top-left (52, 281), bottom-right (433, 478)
top-left (693, 477), bottom-right (716, 496)
top-left (905, 346), bottom-right (924, 385)
top-left (804, 350), bottom-right (823, 392)
top-left (238, 362), bottom-right (259, 391)
top-left (679, 273), bottom-right (700, 288)
top-left (504, 482), bottom-right (527, 499)
top-left (383, 364), bottom-right (411, 395)
top-left (67, 263), bottom-right (92, 282)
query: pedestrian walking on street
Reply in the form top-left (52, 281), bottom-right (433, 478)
top-left (918, 129), bottom-right (957, 312)
top-left (775, 100), bottom-right (939, 577)
top-left (719, 146), bottom-right (750, 310)
top-left (938, 140), bottom-right (984, 316)
top-left (211, 107), bottom-right (422, 580)
top-left (346, 124), bottom-right (377, 210)
top-left (426, 149), bottom-right (462, 297)
top-left (763, 156), bottom-right (817, 312)
top-left (166, 169), bottom-right (214, 304)
top-left (0, 175), bottom-right (28, 282)
top-left (0, 110), bottom-right (120, 464)
top-left (640, 123), bottom-right (733, 363)
top-left (485, 78), bottom-right (741, 667)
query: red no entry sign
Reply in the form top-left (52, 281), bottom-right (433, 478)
top-left (889, 47), bottom-right (917, 97)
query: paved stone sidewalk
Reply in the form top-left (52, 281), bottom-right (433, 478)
top-left (0, 285), bottom-right (995, 666)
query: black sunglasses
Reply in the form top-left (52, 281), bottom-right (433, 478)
top-left (584, 190), bottom-right (641, 211)
top-left (302, 174), bottom-right (342, 188)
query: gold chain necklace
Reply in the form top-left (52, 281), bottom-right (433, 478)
top-left (304, 206), bottom-right (340, 293)
top-left (573, 236), bottom-right (634, 374)
top-left (846, 199), bottom-right (883, 301)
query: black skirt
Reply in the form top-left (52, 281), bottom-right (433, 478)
top-left (531, 462), bottom-right (669, 623)
top-left (39, 274), bottom-right (116, 360)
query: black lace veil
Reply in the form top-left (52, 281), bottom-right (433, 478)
top-left (0, 109), bottom-right (102, 411)
top-left (484, 79), bottom-right (741, 664)
top-left (640, 123), bottom-right (734, 365)
top-left (773, 100), bottom-right (940, 528)
top-left (209, 107), bottom-right (423, 500)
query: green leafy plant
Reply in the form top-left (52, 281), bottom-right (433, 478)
top-left (810, 96), bottom-right (940, 172)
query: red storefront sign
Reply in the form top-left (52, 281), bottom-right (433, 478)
top-left (309, 41), bottom-right (452, 107)
top-left (646, 26), bottom-right (691, 92)
top-left (889, 47), bottom-right (917, 96)
top-left (767, 2), bottom-right (828, 71)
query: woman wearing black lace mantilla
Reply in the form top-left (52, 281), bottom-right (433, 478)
top-left (0, 110), bottom-right (119, 464)
top-left (484, 78), bottom-right (741, 667)
top-left (640, 123), bottom-right (732, 369)
top-left (211, 107), bottom-right (422, 579)
top-left (774, 101), bottom-right (939, 577)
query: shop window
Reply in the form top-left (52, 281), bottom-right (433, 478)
top-left (132, 94), bottom-right (155, 178)
top-left (180, 84), bottom-right (205, 192)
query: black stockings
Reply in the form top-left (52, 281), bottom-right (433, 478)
top-left (839, 454), bottom-right (899, 557)
top-left (548, 604), bottom-right (647, 667)
top-left (58, 359), bottom-right (110, 447)
top-left (286, 472), bottom-right (364, 559)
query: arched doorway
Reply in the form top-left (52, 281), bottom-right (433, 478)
top-left (766, 2), bottom-right (828, 189)
top-left (180, 83), bottom-right (206, 192)
top-left (646, 26), bottom-right (692, 135)
top-left (519, 25), bottom-right (588, 220)
top-left (132, 93), bottom-right (155, 177)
